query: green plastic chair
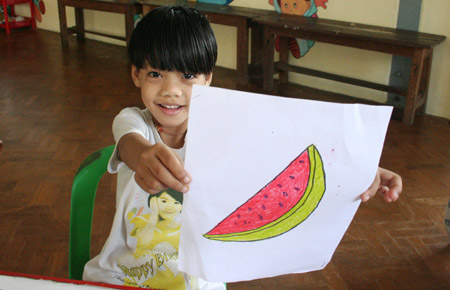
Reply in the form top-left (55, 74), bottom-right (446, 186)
top-left (69, 145), bottom-right (115, 280)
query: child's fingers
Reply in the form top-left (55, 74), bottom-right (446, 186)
top-left (382, 187), bottom-right (400, 203)
top-left (361, 172), bottom-right (380, 202)
top-left (379, 186), bottom-right (393, 203)
top-left (135, 172), bottom-right (166, 194)
top-left (149, 162), bottom-right (188, 193)
top-left (379, 168), bottom-right (402, 202)
top-left (154, 147), bottom-right (191, 192)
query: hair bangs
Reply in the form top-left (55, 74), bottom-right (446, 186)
top-left (129, 6), bottom-right (217, 75)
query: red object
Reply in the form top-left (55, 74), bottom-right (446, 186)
top-left (33, 0), bottom-right (40, 22)
top-left (0, 270), bottom-right (144, 290)
top-left (38, 0), bottom-right (45, 14)
top-left (1, 0), bottom-right (36, 34)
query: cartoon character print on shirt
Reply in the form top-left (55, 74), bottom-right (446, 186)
top-left (269, 0), bottom-right (329, 58)
top-left (117, 189), bottom-right (185, 290)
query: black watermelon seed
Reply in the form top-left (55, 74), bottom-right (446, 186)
top-left (262, 204), bottom-right (266, 210)
top-left (237, 214), bottom-right (240, 218)
top-left (264, 194), bottom-right (268, 199)
top-left (283, 192), bottom-right (288, 196)
top-left (279, 202), bottom-right (283, 207)
top-left (258, 214), bottom-right (263, 220)
top-left (289, 175), bottom-right (295, 179)
top-left (248, 207), bottom-right (252, 212)
top-left (277, 184), bottom-right (282, 187)
top-left (294, 187), bottom-right (300, 191)
top-left (244, 220), bottom-right (247, 225)
top-left (300, 160), bottom-right (304, 163)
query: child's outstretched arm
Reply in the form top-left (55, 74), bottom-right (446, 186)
top-left (118, 133), bottom-right (191, 194)
top-left (361, 167), bottom-right (402, 203)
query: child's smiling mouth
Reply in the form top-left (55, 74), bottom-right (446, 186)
top-left (158, 103), bottom-right (185, 115)
top-left (160, 104), bottom-right (182, 109)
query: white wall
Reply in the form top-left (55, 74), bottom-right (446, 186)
top-left (14, 0), bottom-right (450, 119)
top-left (419, 0), bottom-right (450, 118)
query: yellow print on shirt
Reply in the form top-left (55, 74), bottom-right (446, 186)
top-left (118, 261), bottom-right (155, 280)
top-left (118, 189), bottom-right (185, 290)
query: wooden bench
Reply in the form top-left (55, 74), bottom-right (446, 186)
top-left (253, 13), bottom-right (446, 125)
top-left (140, 0), bottom-right (277, 86)
top-left (57, 0), bottom-right (142, 47)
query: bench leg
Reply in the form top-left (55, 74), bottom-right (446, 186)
top-left (417, 49), bottom-right (433, 115)
top-left (125, 6), bottom-right (137, 48)
top-left (249, 23), bottom-right (264, 79)
top-left (403, 49), bottom-right (426, 125)
top-left (74, 7), bottom-right (85, 42)
top-left (236, 18), bottom-right (249, 86)
top-left (57, 0), bottom-right (69, 46)
top-left (262, 27), bottom-right (275, 91)
top-left (279, 36), bottom-right (289, 84)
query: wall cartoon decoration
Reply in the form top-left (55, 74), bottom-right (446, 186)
top-left (269, 0), bottom-right (329, 58)
top-left (32, 0), bottom-right (45, 23)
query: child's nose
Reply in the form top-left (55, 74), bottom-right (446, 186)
top-left (160, 78), bottom-right (182, 98)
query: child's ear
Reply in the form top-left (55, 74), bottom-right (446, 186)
top-left (131, 65), bottom-right (142, 88)
top-left (205, 73), bottom-right (213, 86)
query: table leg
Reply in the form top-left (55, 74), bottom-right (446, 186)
top-left (57, 0), bottom-right (68, 46)
top-left (262, 27), bottom-right (275, 91)
top-left (403, 48), bottom-right (426, 125)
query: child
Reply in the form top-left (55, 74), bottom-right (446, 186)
top-left (83, 6), bottom-right (224, 290)
top-left (83, 5), bottom-right (402, 290)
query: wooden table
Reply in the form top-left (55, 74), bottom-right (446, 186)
top-left (141, 0), bottom-right (277, 86)
top-left (57, 0), bottom-right (142, 47)
top-left (253, 13), bottom-right (446, 125)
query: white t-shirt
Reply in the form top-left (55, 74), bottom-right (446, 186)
top-left (83, 108), bottom-right (225, 290)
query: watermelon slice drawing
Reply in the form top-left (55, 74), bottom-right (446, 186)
top-left (204, 144), bottom-right (326, 242)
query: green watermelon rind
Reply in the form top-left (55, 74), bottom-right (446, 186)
top-left (204, 145), bottom-right (326, 242)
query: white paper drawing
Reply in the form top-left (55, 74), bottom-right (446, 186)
top-left (179, 85), bottom-right (393, 282)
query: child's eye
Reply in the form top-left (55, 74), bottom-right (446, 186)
top-left (182, 73), bottom-right (196, 80)
top-left (148, 71), bottom-right (161, 78)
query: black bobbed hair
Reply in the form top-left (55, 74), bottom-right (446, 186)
top-left (148, 188), bottom-right (184, 207)
top-left (129, 5), bottom-right (217, 75)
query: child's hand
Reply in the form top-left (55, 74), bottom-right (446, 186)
top-left (134, 143), bottom-right (191, 194)
top-left (118, 133), bottom-right (191, 194)
top-left (361, 167), bottom-right (402, 203)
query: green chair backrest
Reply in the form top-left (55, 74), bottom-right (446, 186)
top-left (69, 145), bottom-right (115, 280)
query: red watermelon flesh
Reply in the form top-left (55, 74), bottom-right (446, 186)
top-left (207, 149), bottom-right (310, 235)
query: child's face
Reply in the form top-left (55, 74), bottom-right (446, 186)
top-left (132, 64), bottom-right (213, 133)
top-left (156, 192), bottom-right (182, 221)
